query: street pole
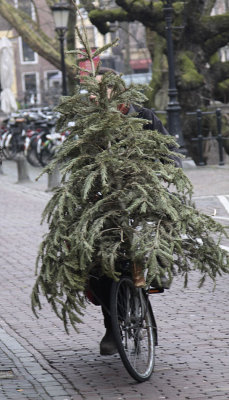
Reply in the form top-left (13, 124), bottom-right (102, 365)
top-left (163, 0), bottom-right (186, 154)
top-left (51, 2), bottom-right (70, 97)
top-left (57, 28), bottom-right (68, 96)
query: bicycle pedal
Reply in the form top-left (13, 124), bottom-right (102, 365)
top-left (148, 288), bottom-right (164, 294)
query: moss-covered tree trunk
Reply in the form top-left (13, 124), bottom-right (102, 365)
top-left (145, 29), bottom-right (168, 111)
top-left (83, 0), bottom-right (229, 155)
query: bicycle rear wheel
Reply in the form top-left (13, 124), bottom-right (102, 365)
top-left (2, 132), bottom-right (18, 159)
top-left (110, 276), bottom-right (156, 382)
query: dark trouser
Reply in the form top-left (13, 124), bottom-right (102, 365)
top-left (89, 275), bottom-right (113, 329)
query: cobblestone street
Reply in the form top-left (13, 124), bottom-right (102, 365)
top-left (0, 160), bottom-right (229, 400)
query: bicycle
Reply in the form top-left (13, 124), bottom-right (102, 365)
top-left (1, 117), bottom-right (26, 160)
top-left (88, 270), bottom-right (162, 382)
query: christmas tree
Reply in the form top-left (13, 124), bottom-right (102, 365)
top-left (31, 12), bottom-right (229, 332)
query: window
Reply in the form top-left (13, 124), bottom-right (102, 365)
top-left (86, 26), bottom-right (96, 48)
top-left (22, 72), bottom-right (40, 104)
top-left (17, 0), bottom-right (33, 16)
top-left (78, 25), bottom-right (96, 49)
top-left (24, 73), bottom-right (36, 91)
top-left (16, 0), bottom-right (37, 64)
top-left (15, 0), bottom-right (35, 18)
top-left (43, 71), bottom-right (61, 106)
top-left (102, 33), bottom-right (111, 55)
top-left (20, 38), bottom-right (36, 62)
top-left (45, 71), bottom-right (61, 90)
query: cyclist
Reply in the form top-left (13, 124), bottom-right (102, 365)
top-left (87, 67), bottom-right (181, 356)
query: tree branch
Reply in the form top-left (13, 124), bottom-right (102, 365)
top-left (203, 0), bottom-right (217, 15)
top-left (89, 8), bottom-right (130, 34)
top-left (116, 0), bottom-right (164, 28)
top-left (184, 0), bottom-right (206, 15)
top-left (210, 61), bottom-right (229, 82)
top-left (202, 13), bottom-right (229, 37)
top-left (201, 14), bottom-right (229, 56)
top-left (88, 1), bottom-right (167, 35)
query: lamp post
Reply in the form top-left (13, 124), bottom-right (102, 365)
top-left (163, 0), bottom-right (186, 154)
top-left (51, 2), bottom-right (71, 96)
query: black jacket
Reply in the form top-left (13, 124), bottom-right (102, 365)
top-left (132, 105), bottom-right (182, 167)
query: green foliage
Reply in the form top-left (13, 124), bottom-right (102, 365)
top-left (178, 52), bottom-right (204, 89)
top-left (209, 52), bottom-right (220, 65)
top-left (218, 79), bottom-right (229, 95)
top-left (173, 2), bottom-right (185, 14)
top-left (31, 20), bottom-right (229, 332)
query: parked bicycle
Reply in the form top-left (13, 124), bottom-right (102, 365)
top-left (0, 108), bottom-right (66, 167)
top-left (1, 114), bottom-right (26, 160)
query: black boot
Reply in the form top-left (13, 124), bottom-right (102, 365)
top-left (100, 329), bottom-right (118, 356)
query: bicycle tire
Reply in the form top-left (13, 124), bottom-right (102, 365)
top-left (2, 132), bottom-right (18, 159)
top-left (26, 135), bottom-right (42, 167)
top-left (110, 276), bottom-right (156, 382)
top-left (37, 133), bottom-right (56, 167)
top-left (38, 144), bottom-right (55, 166)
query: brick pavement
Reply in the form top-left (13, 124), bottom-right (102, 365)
top-left (0, 160), bottom-right (229, 400)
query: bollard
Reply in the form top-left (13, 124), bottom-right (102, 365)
top-left (0, 157), bottom-right (4, 175)
top-left (216, 108), bottom-right (224, 166)
top-left (46, 164), bottom-right (60, 192)
top-left (196, 109), bottom-right (205, 166)
top-left (0, 147), bottom-right (4, 174)
top-left (16, 154), bottom-right (31, 183)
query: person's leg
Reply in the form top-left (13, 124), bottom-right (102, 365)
top-left (89, 275), bottom-right (117, 355)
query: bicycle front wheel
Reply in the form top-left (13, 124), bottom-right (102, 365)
top-left (110, 276), bottom-right (156, 382)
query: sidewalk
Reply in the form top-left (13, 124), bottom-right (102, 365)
top-left (1, 159), bottom-right (229, 224)
top-left (184, 163), bottom-right (229, 197)
top-left (0, 159), bottom-right (229, 400)
top-left (1, 158), bottom-right (229, 196)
